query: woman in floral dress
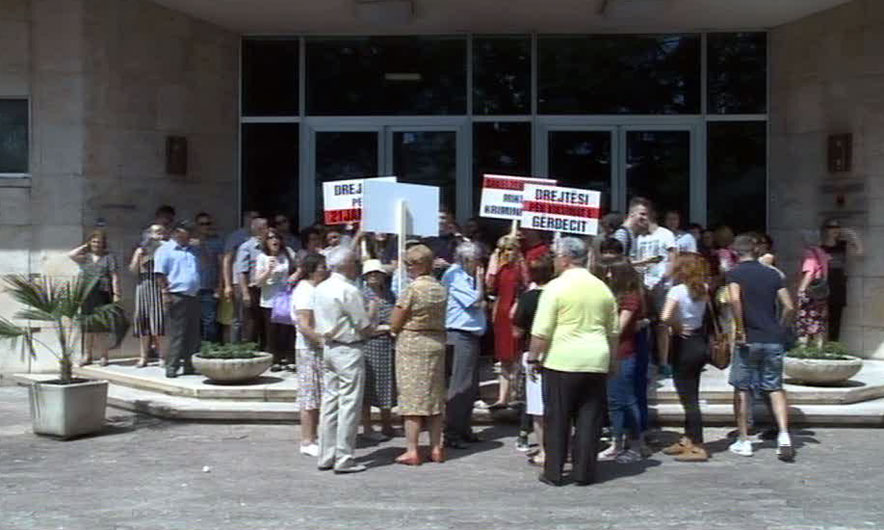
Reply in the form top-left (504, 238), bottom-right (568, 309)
top-left (360, 259), bottom-right (397, 440)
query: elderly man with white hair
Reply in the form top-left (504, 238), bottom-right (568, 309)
top-left (313, 245), bottom-right (376, 474)
top-left (527, 237), bottom-right (618, 487)
top-left (440, 241), bottom-right (486, 448)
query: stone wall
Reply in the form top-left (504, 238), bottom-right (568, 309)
top-left (770, 0), bottom-right (884, 359)
top-left (0, 0), bottom-right (238, 374)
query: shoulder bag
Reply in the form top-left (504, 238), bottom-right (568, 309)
top-left (806, 247), bottom-right (830, 301)
top-left (704, 292), bottom-right (731, 370)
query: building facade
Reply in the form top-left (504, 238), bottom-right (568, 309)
top-left (0, 0), bottom-right (882, 373)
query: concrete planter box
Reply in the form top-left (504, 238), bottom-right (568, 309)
top-left (784, 355), bottom-right (864, 386)
top-left (28, 379), bottom-right (108, 439)
top-left (191, 352), bottom-right (273, 384)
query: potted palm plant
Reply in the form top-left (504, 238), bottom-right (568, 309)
top-left (0, 274), bottom-right (121, 439)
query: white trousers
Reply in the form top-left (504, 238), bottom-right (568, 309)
top-left (318, 343), bottom-right (365, 470)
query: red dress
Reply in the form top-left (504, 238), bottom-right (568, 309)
top-left (491, 261), bottom-right (524, 363)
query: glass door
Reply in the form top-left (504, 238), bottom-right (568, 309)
top-left (622, 128), bottom-right (692, 222)
top-left (538, 126), bottom-right (617, 215)
top-left (385, 128), bottom-right (459, 215)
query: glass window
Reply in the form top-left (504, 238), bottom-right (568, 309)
top-left (473, 122), bottom-right (532, 230)
top-left (548, 130), bottom-right (613, 214)
top-left (306, 37), bottom-right (466, 116)
top-left (0, 99), bottom-right (28, 173)
top-left (707, 32), bottom-right (767, 114)
top-left (538, 34), bottom-right (701, 114)
top-left (626, 130), bottom-right (691, 220)
top-left (241, 39), bottom-right (299, 116)
top-left (473, 37), bottom-right (531, 115)
top-left (314, 131), bottom-right (379, 215)
top-left (391, 131), bottom-right (457, 214)
top-left (241, 123), bottom-right (299, 222)
top-left (707, 121), bottom-right (767, 233)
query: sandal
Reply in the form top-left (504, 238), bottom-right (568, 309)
top-left (395, 452), bottom-right (422, 466)
top-left (136, 358), bottom-right (148, 368)
top-left (528, 454), bottom-right (545, 467)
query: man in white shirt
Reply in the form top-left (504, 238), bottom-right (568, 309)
top-left (313, 246), bottom-right (375, 474)
top-left (664, 210), bottom-right (697, 254)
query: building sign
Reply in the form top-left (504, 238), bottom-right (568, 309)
top-left (478, 174), bottom-right (557, 220)
top-left (521, 184), bottom-right (601, 236)
top-left (322, 176), bottom-right (397, 225)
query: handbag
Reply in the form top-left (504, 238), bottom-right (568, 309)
top-left (806, 247), bottom-right (830, 301)
top-left (270, 285), bottom-right (294, 326)
top-left (704, 296), bottom-right (731, 370)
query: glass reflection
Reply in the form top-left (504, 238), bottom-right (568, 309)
top-left (473, 37), bottom-right (532, 115)
top-left (241, 123), bottom-right (299, 221)
top-left (708, 32), bottom-right (767, 115)
top-left (538, 34), bottom-right (700, 114)
top-left (307, 37), bottom-right (466, 116)
top-left (393, 131), bottom-right (457, 214)
top-left (241, 39), bottom-right (299, 116)
top-left (0, 99), bottom-right (28, 173)
top-left (548, 131), bottom-right (612, 213)
top-left (626, 131), bottom-right (690, 220)
top-left (707, 122), bottom-right (767, 232)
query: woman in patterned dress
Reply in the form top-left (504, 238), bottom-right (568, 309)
top-left (360, 259), bottom-right (397, 440)
top-left (390, 245), bottom-right (448, 466)
top-left (797, 232), bottom-right (829, 347)
top-left (129, 224), bottom-right (167, 368)
top-left (68, 229), bottom-right (121, 367)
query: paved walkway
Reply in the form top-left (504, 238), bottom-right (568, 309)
top-left (1, 385), bottom-right (883, 529)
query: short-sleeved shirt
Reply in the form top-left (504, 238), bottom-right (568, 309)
top-left (234, 237), bottom-right (263, 286)
top-left (154, 240), bottom-right (201, 296)
top-left (531, 267), bottom-right (618, 373)
top-left (313, 272), bottom-right (371, 344)
top-left (616, 291), bottom-right (643, 359)
top-left (726, 260), bottom-right (786, 344)
top-left (77, 253), bottom-right (119, 294)
top-left (674, 232), bottom-right (698, 254)
top-left (666, 283), bottom-right (707, 333)
top-left (441, 264), bottom-right (486, 334)
top-left (612, 226), bottom-right (636, 256)
top-left (256, 252), bottom-right (291, 308)
top-left (396, 275), bottom-right (447, 332)
top-left (292, 280), bottom-right (316, 350)
top-left (634, 227), bottom-right (676, 289)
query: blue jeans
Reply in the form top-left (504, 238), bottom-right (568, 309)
top-left (198, 289), bottom-right (219, 343)
top-left (607, 355), bottom-right (642, 442)
top-left (634, 328), bottom-right (650, 432)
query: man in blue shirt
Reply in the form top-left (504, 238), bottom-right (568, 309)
top-left (194, 212), bottom-right (224, 343)
top-left (441, 242), bottom-right (487, 448)
top-left (155, 222), bottom-right (201, 378)
top-left (235, 217), bottom-right (269, 350)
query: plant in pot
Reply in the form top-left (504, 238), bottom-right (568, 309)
top-left (191, 341), bottom-right (273, 384)
top-left (0, 274), bottom-right (122, 439)
top-left (784, 341), bottom-right (864, 386)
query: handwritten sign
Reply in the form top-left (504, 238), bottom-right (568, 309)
top-left (322, 176), bottom-right (397, 225)
top-left (479, 174), bottom-right (557, 220)
top-left (521, 184), bottom-right (601, 236)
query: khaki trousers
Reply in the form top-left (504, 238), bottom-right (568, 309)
top-left (318, 342), bottom-right (365, 470)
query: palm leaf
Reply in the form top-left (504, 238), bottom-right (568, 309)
top-left (13, 308), bottom-right (56, 323)
top-left (0, 316), bottom-right (37, 361)
top-left (2, 275), bottom-right (57, 316)
top-left (58, 274), bottom-right (100, 319)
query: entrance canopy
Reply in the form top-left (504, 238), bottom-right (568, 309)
top-left (152, 0), bottom-right (850, 34)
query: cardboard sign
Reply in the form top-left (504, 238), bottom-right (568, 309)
top-left (362, 181), bottom-right (440, 237)
top-left (478, 174), bottom-right (557, 220)
top-left (322, 176), bottom-right (397, 225)
top-left (521, 184), bottom-right (601, 236)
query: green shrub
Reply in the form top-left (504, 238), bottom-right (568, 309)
top-left (787, 342), bottom-right (853, 361)
top-left (196, 342), bottom-right (260, 359)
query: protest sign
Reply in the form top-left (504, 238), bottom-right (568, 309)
top-left (521, 184), bottom-right (601, 236)
top-left (478, 174), bottom-right (556, 221)
top-left (362, 181), bottom-right (440, 238)
top-left (322, 176), bottom-right (397, 225)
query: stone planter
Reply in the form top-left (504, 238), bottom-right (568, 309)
top-left (29, 379), bottom-right (108, 439)
top-left (784, 355), bottom-right (863, 386)
top-left (191, 352), bottom-right (273, 384)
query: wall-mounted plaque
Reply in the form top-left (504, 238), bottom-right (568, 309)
top-left (827, 133), bottom-right (852, 173)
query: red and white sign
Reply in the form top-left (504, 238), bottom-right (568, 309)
top-left (322, 176), bottom-right (397, 225)
top-left (521, 184), bottom-right (601, 236)
top-left (479, 174), bottom-right (557, 220)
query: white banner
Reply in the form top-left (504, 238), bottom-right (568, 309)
top-left (322, 176), bottom-right (397, 225)
top-left (362, 181), bottom-right (440, 237)
top-left (478, 174), bottom-right (557, 220)
top-left (521, 184), bottom-right (601, 236)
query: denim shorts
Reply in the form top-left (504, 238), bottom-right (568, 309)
top-left (728, 343), bottom-right (785, 391)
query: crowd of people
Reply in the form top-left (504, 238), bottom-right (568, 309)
top-left (68, 197), bottom-right (863, 483)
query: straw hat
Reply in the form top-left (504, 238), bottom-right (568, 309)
top-left (362, 259), bottom-right (388, 276)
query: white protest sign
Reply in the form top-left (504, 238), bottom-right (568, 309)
top-left (521, 184), bottom-right (601, 236)
top-left (322, 176), bottom-right (397, 225)
top-left (362, 181), bottom-right (440, 237)
top-left (479, 174), bottom-right (557, 220)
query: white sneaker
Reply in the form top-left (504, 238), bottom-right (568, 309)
top-left (729, 439), bottom-right (753, 457)
top-left (300, 443), bottom-right (319, 457)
